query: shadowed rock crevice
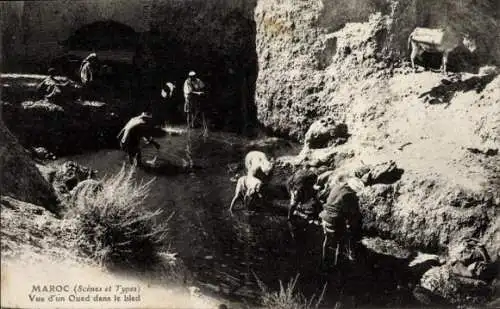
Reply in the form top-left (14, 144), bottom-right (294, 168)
top-left (315, 36), bottom-right (338, 70)
top-left (0, 118), bottom-right (59, 213)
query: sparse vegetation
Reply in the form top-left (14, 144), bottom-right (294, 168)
top-left (255, 274), bottom-right (326, 309)
top-left (71, 165), bottom-right (170, 271)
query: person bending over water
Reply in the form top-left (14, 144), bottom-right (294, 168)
top-left (117, 112), bottom-right (160, 166)
top-left (36, 68), bottom-right (72, 104)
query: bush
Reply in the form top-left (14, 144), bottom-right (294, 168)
top-left (255, 274), bottom-right (326, 309)
top-left (71, 165), bottom-right (169, 271)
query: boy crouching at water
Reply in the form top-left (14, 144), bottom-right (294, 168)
top-left (117, 112), bottom-right (160, 166)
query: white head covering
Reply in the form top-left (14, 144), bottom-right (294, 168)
top-left (334, 173), bottom-right (365, 192)
top-left (188, 71), bottom-right (196, 77)
top-left (347, 178), bottom-right (365, 192)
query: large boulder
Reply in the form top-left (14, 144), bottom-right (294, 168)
top-left (301, 116), bottom-right (349, 153)
top-left (418, 256), bottom-right (496, 306)
top-left (358, 179), bottom-right (498, 253)
top-left (410, 238), bottom-right (497, 307)
top-left (0, 119), bottom-right (59, 213)
top-left (408, 238), bottom-right (497, 306)
top-left (354, 160), bottom-right (404, 185)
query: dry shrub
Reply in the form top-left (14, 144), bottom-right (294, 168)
top-left (255, 274), bottom-right (326, 309)
top-left (71, 164), bottom-right (169, 271)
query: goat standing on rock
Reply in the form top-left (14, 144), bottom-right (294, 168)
top-left (408, 27), bottom-right (476, 74)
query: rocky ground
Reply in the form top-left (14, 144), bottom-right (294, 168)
top-left (1, 195), bottom-right (222, 309)
top-left (0, 117), bottom-right (59, 210)
top-left (0, 73), bottom-right (138, 156)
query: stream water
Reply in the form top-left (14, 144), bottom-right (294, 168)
top-left (65, 127), bottom-right (419, 308)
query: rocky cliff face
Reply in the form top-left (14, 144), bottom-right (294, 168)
top-left (255, 0), bottom-right (500, 139)
top-left (256, 0), bottom-right (500, 256)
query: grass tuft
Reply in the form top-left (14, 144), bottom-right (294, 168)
top-left (255, 273), bottom-right (326, 309)
top-left (71, 164), bottom-right (169, 271)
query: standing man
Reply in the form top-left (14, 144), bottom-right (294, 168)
top-left (183, 71), bottom-right (207, 134)
top-left (117, 112), bottom-right (160, 167)
top-left (79, 53), bottom-right (100, 100)
top-left (318, 175), bottom-right (363, 263)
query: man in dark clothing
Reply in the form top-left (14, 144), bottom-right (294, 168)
top-left (319, 180), bottom-right (362, 262)
top-left (154, 81), bottom-right (176, 126)
top-left (117, 112), bottom-right (160, 166)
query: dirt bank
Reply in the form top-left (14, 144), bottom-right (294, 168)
top-left (0, 198), bottom-right (220, 309)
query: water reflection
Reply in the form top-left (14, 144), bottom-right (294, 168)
top-left (184, 129), bottom-right (195, 170)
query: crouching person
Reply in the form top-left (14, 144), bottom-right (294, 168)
top-left (117, 112), bottom-right (160, 167)
top-left (287, 168), bottom-right (322, 221)
top-left (319, 175), bottom-right (363, 264)
top-left (36, 68), bottom-right (72, 104)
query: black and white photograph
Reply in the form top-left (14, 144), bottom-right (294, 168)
top-left (1, 1), bottom-right (499, 308)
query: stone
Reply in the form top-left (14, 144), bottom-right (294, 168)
top-left (355, 160), bottom-right (404, 185)
top-left (50, 161), bottom-right (97, 201)
top-left (301, 117), bottom-right (349, 152)
top-left (419, 264), bottom-right (492, 306)
top-left (32, 147), bottom-right (56, 161)
top-left (448, 238), bottom-right (491, 266)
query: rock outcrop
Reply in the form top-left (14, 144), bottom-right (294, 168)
top-left (416, 238), bottom-right (498, 305)
top-left (259, 0), bottom-right (500, 259)
top-left (301, 116), bottom-right (349, 154)
top-left (47, 161), bottom-right (98, 203)
top-left (1, 74), bottom-right (128, 156)
top-left (0, 118), bottom-right (59, 213)
top-left (255, 0), bottom-right (500, 140)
